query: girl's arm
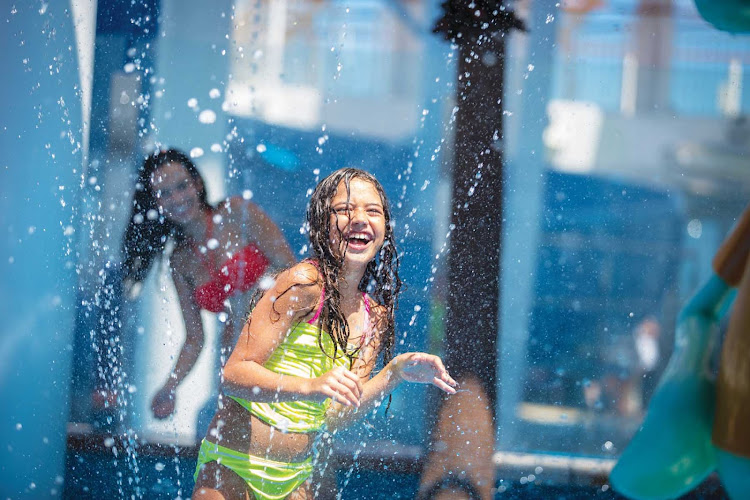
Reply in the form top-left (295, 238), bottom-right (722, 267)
top-left (326, 306), bottom-right (457, 432)
top-left (151, 257), bottom-right (206, 418)
top-left (678, 203), bottom-right (750, 323)
top-left (222, 263), bottom-right (363, 406)
top-left (232, 197), bottom-right (296, 269)
top-left (713, 202), bottom-right (750, 287)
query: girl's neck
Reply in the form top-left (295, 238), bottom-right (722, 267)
top-left (339, 264), bottom-right (365, 301)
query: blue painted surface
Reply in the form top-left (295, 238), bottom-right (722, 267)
top-left (0, 2), bottom-right (81, 497)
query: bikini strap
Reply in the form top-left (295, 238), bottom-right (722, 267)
top-left (361, 292), bottom-right (373, 347)
top-left (305, 262), bottom-right (372, 346)
top-left (307, 287), bottom-right (326, 325)
top-left (305, 259), bottom-right (325, 325)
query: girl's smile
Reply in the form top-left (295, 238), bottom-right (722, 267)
top-left (330, 178), bottom-right (386, 270)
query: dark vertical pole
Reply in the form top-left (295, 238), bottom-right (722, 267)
top-left (435, 0), bottom-right (525, 420)
top-left (416, 5), bottom-right (524, 499)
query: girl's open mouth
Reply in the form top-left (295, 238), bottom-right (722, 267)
top-left (346, 233), bottom-right (372, 250)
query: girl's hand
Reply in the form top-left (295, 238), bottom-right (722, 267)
top-left (151, 384), bottom-right (177, 419)
top-left (394, 352), bottom-right (458, 394)
top-left (309, 366), bottom-right (363, 407)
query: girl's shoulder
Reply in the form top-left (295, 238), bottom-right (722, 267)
top-left (222, 196), bottom-right (263, 218)
top-left (287, 260), bottom-right (322, 287)
top-left (270, 261), bottom-right (322, 306)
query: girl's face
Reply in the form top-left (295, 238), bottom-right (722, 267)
top-left (329, 178), bottom-right (386, 270)
top-left (151, 161), bottom-right (204, 225)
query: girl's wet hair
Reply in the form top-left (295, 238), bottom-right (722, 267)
top-left (121, 148), bottom-right (212, 284)
top-left (305, 168), bottom-right (401, 368)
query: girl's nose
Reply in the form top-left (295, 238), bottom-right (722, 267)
top-left (350, 208), bottom-right (367, 225)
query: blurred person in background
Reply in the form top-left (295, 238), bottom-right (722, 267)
top-left (93, 148), bottom-right (295, 421)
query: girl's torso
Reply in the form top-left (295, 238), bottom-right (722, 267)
top-left (205, 284), bottom-right (373, 462)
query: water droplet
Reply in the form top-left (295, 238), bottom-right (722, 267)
top-left (209, 88), bottom-right (221, 99)
top-left (199, 109), bottom-right (217, 124)
top-left (259, 276), bottom-right (275, 290)
top-left (687, 219), bottom-right (702, 239)
top-left (207, 238), bottom-right (219, 250)
top-left (146, 209), bottom-right (159, 221)
top-left (242, 190), bottom-right (253, 200)
top-left (190, 147), bottom-right (204, 158)
top-left (155, 462), bottom-right (165, 471)
top-left (256, 144), bottom-right (267, 153)
top-left (187, 98), bottom-right (198, 108)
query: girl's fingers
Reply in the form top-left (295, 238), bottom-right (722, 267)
top-left (429, 356), bottom-right (457, 386)
top-left (342, 369), bottom-right (364, 393)
top-left (332, 381), bottom-right (360, 407)
top-left (327, 388), bottom-right (353, 407)
top-left (430, 355), bottom-right (447, 373)
top-left (441, 371), bottom-right (458, 387)
top-left (432, 377), bottom-right (457, 394)
top-left (338, 373), bottom-right (362, 399)
top-left (422, 355), bottom-right (456, 386)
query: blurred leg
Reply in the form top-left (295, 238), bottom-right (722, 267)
top-left (418, 376), bottom-right (494, 500)
top-left (193, 460), bottom-right (251, 500)
top-left (713, 252), bottom-right (750, 500)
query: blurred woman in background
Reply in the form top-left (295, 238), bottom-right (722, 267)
top-left (102, 148), bottom-right (296, 420)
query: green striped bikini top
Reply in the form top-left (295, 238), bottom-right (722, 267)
top-left (229, 289), bottom-right (372, 433)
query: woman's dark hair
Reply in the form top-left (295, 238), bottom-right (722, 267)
top-left (306, 168), bottom-right (402, 369)
top-left (121, 148), bottom-right (211, 284)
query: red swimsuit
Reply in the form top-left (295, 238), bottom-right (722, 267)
top-left (192, 214), bottom-right (270, 312)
